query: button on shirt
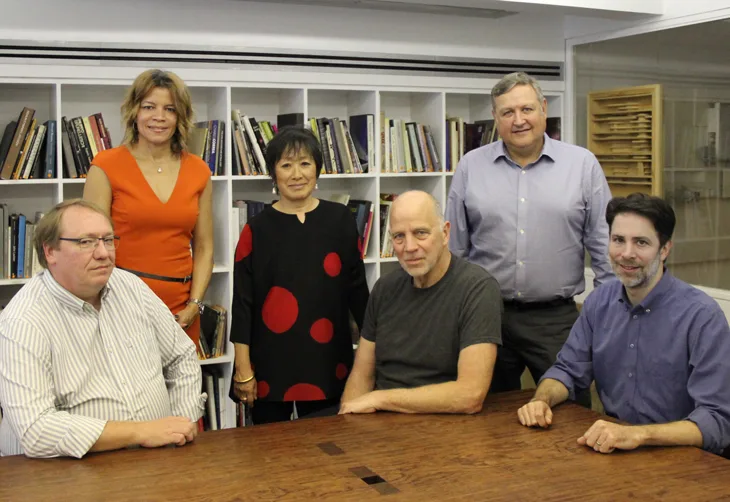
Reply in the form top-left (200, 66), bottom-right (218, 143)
top-left (0, 269), bottom-right (206, 458)
top-left (445, 134), bottom-right (614, 302)
top-left (542, 271), bottom-right (730, 454)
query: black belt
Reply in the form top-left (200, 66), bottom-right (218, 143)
top-left (118, 267), bottom-right (192, 284)
top-left (503, 297), bottom-right (575, 310)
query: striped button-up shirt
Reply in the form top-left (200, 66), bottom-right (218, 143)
top-left (0, 268), bottom-right (205, 458)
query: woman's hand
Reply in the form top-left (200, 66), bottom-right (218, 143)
top-left (175, 303), bottom-right (200, 330)
top-left (233, 375), bottom-right (257, 407)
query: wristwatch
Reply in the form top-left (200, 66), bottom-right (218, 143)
top-left (188, 298), bottom-right (205, 315)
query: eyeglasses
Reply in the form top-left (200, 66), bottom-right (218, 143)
top-left (59, 236), bottom-right (120, 251)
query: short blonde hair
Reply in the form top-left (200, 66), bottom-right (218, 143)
top-left (34, 199), bottom-right (114, 269)
top-left (121, 69), bottom-right (194, 155)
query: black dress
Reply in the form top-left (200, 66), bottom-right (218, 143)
top-left (231, 199), bottom-right (369, 403)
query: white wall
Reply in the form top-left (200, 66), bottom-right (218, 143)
top-left (0, 0), bottom-right (566, 62)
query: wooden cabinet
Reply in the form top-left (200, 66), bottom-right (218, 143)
top-left (588, 84), bottom-right (663, 197)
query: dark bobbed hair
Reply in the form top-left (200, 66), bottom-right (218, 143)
top-left (264, 126), bottom-right (323, 185)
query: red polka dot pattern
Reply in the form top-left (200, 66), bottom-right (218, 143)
top-left (310, 318), bottom-right (334, 344)
top-left (323, 252), bottom-right (342, 277)
top-left (235, 224), bottom-right (253, 262)
top-left (257, 380), bottom-right (270, 398)
top-left (262, 287), bottom-right (298, 333)
top-left (336, 363), bottom-right (348, 380)
top-left (284, 383), bottom-right (326, 401)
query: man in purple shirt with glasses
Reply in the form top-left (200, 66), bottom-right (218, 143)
top-left (445, 71), bottom-right (613, 407)
top-left (517, 193), bottom-right (730, 456)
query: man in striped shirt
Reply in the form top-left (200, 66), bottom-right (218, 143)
top-left (0, 199), bottom-right (206, 458)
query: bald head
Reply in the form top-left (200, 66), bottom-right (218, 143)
top-left (388, 190), bottom-right (451, 287)
top-left (390, 190), bottom-right (444, 227)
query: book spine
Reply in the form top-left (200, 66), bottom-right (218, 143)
top-left (16, 214), bottom-right (26, 279)
top-left (44, 121), bottom-right (57, 179)
top-left (71, 117), bottom-right (92, 174)
top-left (23, 124), bottom-right (45, 179)
top-left (14, 122), bottom-right (37, 179)
top-left (1, 108), bottom-right (35, 180)
top-left (242, 116), bottom-right (267, 175)
top-left (81, 116), bottom-right (99, 159)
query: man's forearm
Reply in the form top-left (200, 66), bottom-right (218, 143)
top-left (635, 420), bottom-right (704, 449)
top-left (89, 421), bottom-right (143, 453)
top-left (341, 373), bottom-right (374, 403)
top-left (374, 380), bottom-right (484, 414)
top-left (532, 378), bottom-right (570, 408)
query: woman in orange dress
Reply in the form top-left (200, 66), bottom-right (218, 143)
top-left (83, 69), bottom-right (213, 349)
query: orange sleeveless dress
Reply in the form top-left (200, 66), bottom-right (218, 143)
top-left (92, 145), bottom-right (211, 348)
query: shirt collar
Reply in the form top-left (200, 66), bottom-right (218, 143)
top-left (41, 268), bottom-right (113, 311)
top-left (490, 133), bottom-right (556, 167)
top-left (615, 267), bottom-right (674, 311)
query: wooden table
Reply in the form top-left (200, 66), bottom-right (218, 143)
top-left (1, 390), bottom-right (729, 501)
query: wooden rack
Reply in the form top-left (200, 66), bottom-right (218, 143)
top-left (588, 84), bottom-right (663, 197)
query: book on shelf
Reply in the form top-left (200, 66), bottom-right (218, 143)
top-left (1, 207), bottom-right (44, 280)
top-left (198, 304), bottom-right (227, 360)
top-left (346, 199), bottom-right (374, 260)
top-left (231, 110), bottom-right (275, 176)
top-left (306, 115), bottom-right (373, 175)
top-left (328, 195), bottom-right (374, 260)
top-left (190, 120), bottom-right (225, 176)
top-left (200, 366), bottom-right (227, 431)
top-left (0, 107), bottom-right (57, 180)
top-left (445, 117), bottom-right (501, 171)
top-left (349, 114), bottom-right (375, 173)
top-left (379, 193), bottom-right (398, 258)
top-left (62, 113), bottom-right (112, 178)
top-left (232, 200), bottom-right (268, 236)
top-left (379, 115), bottom-right (440, 173)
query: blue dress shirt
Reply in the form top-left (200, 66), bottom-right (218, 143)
top-left (445, 134), bottom-right (614, 302)
top-left (542, 270), bottom-right (730, 454)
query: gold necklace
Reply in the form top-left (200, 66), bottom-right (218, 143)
top-left (133, 153), bottom-right (168, 174)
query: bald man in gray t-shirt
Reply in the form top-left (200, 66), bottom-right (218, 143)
top-left (340, 190), bottom-right (502, 415)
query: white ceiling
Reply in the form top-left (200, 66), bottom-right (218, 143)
top-left (239, 0), bottom-right (663, 20)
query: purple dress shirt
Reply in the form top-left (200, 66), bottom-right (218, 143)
top-left (542, 270), bottom-right (730, 454)
top-left (445, 134), bottom-right (614, 302)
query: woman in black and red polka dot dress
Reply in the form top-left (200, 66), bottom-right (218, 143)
top-left (230, 126), bottom-right (370, 424)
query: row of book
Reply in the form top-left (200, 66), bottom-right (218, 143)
top-left (380, 115), bottom-right (441, 174)
top-left (61, 113), bottom-right (114, 178)
top-left (0, 107), bottom-right (57, 180)
top-left (445, 117), bottom-right (499, 172)
top-left (379, 193), bottom-right (398, 258)
top-left (445, 116), bottom-right (562, 171)
top-left (229, 112), bottom-right (375, 177)
top-left (200, 367), bottom-right (228, 431)
top-left (330, 194), bottom-right (374, 259)
top-left (230, 111), bottom-right (287, 176)
top-left (197, 304), bottom-right (228, 360)
top-left (0, 206), bottom-right (43, 280)
top-left (189, 120), bottom-right (226, 176)
top-left (308, 114), bottom-right (374, 175)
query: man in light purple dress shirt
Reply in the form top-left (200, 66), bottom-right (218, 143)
top-left (517, 193), bottom-right (730, 456)
top-left (445, 72), bottom-right (613, 405)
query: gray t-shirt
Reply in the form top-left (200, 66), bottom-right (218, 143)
top-left (362, 254), bottom-right (502, 390)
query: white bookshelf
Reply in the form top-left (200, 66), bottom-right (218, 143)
top-left (0, 72), bottom-right (564, 430)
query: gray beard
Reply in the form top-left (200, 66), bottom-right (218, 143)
top-left (614, 252), bottom-right (662, 289)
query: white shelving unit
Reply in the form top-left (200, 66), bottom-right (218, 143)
top-left (0, 69), bottom-right (563, 429)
